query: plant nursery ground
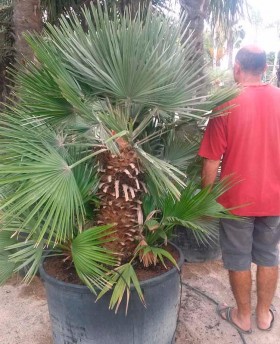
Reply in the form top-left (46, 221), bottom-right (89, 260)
top-left (1, 259), bottom-right (280, 344)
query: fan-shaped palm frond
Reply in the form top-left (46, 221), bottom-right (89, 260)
top-left (0, 114), bottom-right (106, 245)
top-left (71, 225), bottom-right (118, 292)
top-left (161, 179), bottom-right (237, 242)
top-left (208, 0), bottom-right (247, 31)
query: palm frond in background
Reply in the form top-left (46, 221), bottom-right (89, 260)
top-left (208, 0), bottom-right (247, 31)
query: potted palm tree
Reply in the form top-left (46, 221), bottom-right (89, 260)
top-left (0, 3), bottom-right (237, 344)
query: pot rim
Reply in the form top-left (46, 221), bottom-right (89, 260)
top-left (39, 242), bottom-right (184, 293)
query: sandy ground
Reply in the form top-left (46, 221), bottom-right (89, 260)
top-left (1, 260), bottom-right (280, 344)
top-left (176, 261), bottom-right (280, 343)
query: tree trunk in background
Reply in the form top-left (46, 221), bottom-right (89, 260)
top-left (212, 26), bottom-right (217, 68)
top-left (13, 0), bottom-right (42, 64)
top-left (0, 4), bottom-right (14, 103)
top-left (179, 0), bottom-right (209, 96)
top-left (119, 0), bottom-right (151, 17)
top-left (227, 28), bottom-right (234, 70)
top-left (179, 0), bottom-right (209, 58)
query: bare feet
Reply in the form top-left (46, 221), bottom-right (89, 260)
top-left (217, 304), bottom-right (252, 334)
top-left (230, 307), bottom-right (252, 332)
top-left (257, 307), bottom-right (275, 331)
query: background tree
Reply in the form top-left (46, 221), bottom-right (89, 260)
top-left (179, 0), bottom-right (247, 68)
top-left (0, 0), bottom-right (169, 101)
top-left (13, 0), bottom-right (42, 63)
top-left (264, 20), bottom-right (280, 85)
top-left (208, 0), bottom-right (247, 69)
top-left (42, 0), bottom-right (169, 23)
top-left (0, 1), bottom-right (13, 101)
top-left (179, 0), bottom-right (208, 60)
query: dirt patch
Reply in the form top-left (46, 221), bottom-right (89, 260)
top-left (18, 276), bottom-right (47, 300)
top-left (1, 275), bottom-right (51, 344)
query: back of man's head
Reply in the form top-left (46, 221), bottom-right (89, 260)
top-left (235, 45), bottom-right (266, 75)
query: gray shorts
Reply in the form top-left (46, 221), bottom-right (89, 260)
top-left (220, 217), bottom-right (280, 271)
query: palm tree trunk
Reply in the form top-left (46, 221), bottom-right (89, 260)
top-left (96, 139), bottom-right (146, 263)
top-left (13, 0), bottom-right (42, 64)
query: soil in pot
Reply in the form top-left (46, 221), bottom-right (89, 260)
top-left (43, 243), bottom-right (180, 284)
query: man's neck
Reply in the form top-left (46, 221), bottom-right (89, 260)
top-left (238, 74), bottom-right (263, 86)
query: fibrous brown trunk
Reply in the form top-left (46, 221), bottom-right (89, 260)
top-left (97, 140), bottom-right (146, 263)
top-left (13, 0), bottom-right (42, 64)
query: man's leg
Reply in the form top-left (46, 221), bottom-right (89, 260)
top-left (256, 266), bottom-right (278, 329)
top-left (219, 218), bottom-right (254, 331)
top-left (253, 217), bottom-right (280, 329)
top-left (228, 270), bottom-right (252, 331)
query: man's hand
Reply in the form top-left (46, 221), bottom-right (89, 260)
top-left (201, 158), bottom-right (220, 189)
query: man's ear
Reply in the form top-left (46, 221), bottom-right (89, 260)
top-left (233, 62), bottom-right (241, 82)
top-left (234, 62), bottom-right (241, 73)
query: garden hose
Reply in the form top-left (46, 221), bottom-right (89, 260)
top-left (175, 271), bottom-right (247, 344)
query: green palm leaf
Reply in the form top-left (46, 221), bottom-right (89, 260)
top-left (7, 240), bottom-right (45, 283)
top-left (162, 134), bottom-right (199, 172)
top-left (13, 38), bottom-right (94, 125)
top-left (26, 3), bottom-right (235, 118)
top-left (0, 224), bottom-right (45, 284)
top-left (72, 225), bottom-right (118, 293)
top-left (0, 227), bottom-right (17, 284)
top-left (161, 180), bottom-right (238, 244)
top-left (0, 116), bottom-right (104, 245)
top-left (97, 262), bottom-right (145, 314)
top-left (13, 63), bottom-right (74, 124)
top-left (0, 253), bottom-right (15, 285)
top-left (136, 147), bottom-right (186, 200)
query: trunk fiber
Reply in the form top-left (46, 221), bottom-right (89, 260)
top-left (97, 144), bottom-right (146, 263)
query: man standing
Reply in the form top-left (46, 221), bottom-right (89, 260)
top-left (199, 45), bottom-right (280, 333)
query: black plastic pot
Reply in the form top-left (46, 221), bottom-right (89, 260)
top-left (39, 243), bottom-right (184, 344)
top-left (172, 225), bottom-right (221, 263)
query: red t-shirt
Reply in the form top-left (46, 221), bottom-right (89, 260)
top-left (199, 84), bottom-right (280, 216)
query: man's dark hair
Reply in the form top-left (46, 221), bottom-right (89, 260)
top-left (235, 48), bottom-right (266, 75)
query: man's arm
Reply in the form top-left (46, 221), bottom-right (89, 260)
top-left (201, 158), bottom-right (220, 189)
